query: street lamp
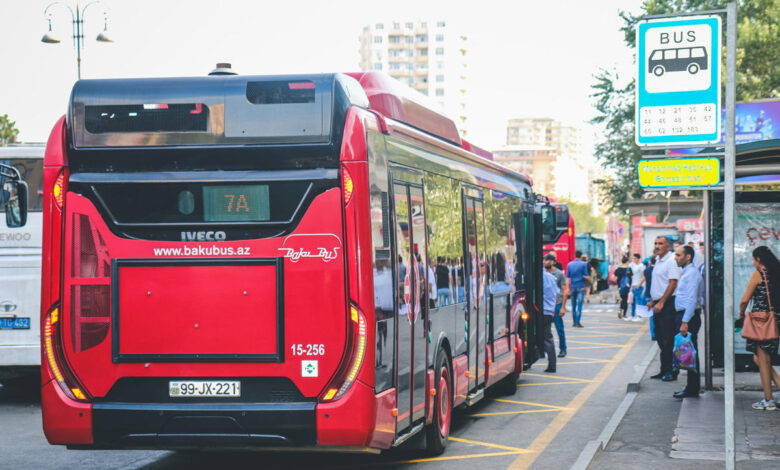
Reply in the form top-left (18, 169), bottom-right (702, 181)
top-left (41, 1), bottom-right (114, 80)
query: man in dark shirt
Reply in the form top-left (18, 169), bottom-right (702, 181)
top-left (435, 257), bottom-right (451, 306)
top-left (566, 251), bottom-right (591, 327)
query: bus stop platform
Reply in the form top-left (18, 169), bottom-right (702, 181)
top-left (587, 351), bottom-right (780, 469)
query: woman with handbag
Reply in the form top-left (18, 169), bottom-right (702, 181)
top-left (738, 246), bottom-right (780, 411)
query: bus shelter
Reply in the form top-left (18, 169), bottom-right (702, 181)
top-left (708, 139), bottom-right (780, 377)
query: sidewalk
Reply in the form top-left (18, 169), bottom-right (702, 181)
top-left (588, 349), bottom-right (780, 469)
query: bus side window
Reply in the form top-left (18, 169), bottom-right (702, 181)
top-left (650, 50), bottom-right (663, 60)
top-left (664, 49), bottom-right (676, 60)
top-left (692, 47), bottom-right (706, 58)
top-left (678, 48), bottom-right (691, 59)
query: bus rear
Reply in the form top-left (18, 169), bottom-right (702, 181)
top-left (40, 73), bottom-right (383, 450)
top-left (0, 145), bottom-right (44, 380)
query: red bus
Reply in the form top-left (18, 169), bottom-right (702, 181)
top-left (542, 203), bottom-right (575, 270)
top-left (38, 71), bottom-right (551, 454)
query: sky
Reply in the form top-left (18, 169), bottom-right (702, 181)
top-left (0, 0), bottom-right (643, 155)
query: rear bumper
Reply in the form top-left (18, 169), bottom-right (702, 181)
top-left (87, 401), bottom-right (317, 449)
top-left (0, 344), bottom-right (39, 366)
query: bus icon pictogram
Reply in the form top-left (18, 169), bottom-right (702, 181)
top-left (648, 46), bottom-right (708, 77)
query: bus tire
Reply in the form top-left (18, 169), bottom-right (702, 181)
top-left (653, 65), bottom-right (665, 76)
top-left (426, 349), bottom-right (452, 455)
top-left (687, 63), bottom-right (699, 74)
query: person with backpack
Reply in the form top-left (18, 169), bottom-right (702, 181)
top-left (614, 256), bottom-right (632, 319)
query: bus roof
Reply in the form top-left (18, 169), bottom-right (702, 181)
top-left (0, 144), bottom-right (46, 158)
top-left (68, 73), bottom-right (369, 149)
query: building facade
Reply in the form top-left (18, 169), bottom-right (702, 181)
top-left (359, 20), bottom-right (469, 135)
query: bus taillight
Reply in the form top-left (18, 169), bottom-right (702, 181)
top-left (43, 305), bottom-right (89, 402)
top-left (53, 171), bottom-right (65, 210)
top-left (341, 166), bottom-right (354, 206)
top-left (321, 304), bottom-right (367, 402)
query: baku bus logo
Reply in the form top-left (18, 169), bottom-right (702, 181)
top-left (278, 233), bottom-right (341, 263)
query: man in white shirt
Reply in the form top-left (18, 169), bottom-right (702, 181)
top-left (673, 244), bottom-right (702, 398)
top-left (647, 236), bottom-right (681, 381)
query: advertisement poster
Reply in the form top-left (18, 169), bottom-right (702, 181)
top-left (670, 99), bottom-right (780, 155)
top-left (734, 203), bottom-right (780, 354)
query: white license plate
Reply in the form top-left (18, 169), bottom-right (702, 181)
top-left (169, 380), bottom-right (241, 398)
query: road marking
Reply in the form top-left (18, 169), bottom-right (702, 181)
top-left (566, 340), bottom-right (626, 347)
top-left (470, 409), bottom-right (560, 417)
top-left (393, 450), bottom-right (528, 464)
top-left (493, 398), bottom-right (568, 410)
top-left (557, 360), bottom-right (617, 366)
top-left (523, 372), bottom-right (593, 383)
top-left (507, 322), bottom-right (648, 470)
top-left (567, 345), bottom-right (628, 350)
top-left (518, 381), bottom-right (594, 387)
top-left (449, 436), bottom-right (531, 452)
top-left (562, 355), bottom-right (617, 362)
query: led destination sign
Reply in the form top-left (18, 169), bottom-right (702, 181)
top-left (637, 157), bottom-right (721, 188)
top-left (203, 185), bottom-right (270, 222)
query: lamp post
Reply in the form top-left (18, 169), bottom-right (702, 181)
top-left (41, 1), bottom-right (113, 80)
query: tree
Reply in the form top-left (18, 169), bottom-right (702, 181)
top-left (0, 114), bottom-right (19, 146)
top-left (591, 0), bottom-right (780, 213)
top-left (559, 198), bottom-right (607, 234)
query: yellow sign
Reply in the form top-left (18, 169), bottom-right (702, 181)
top-left (637, 157), bottom-right (720, 187)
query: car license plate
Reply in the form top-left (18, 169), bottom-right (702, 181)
top-left (0, 317), bottom-right (30, 330)
top-left (169, 380), bottom-right (241, 398)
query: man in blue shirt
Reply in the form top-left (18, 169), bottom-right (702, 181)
top-left (673, 245), bottom-right (702, 398)
top-left (566, 251), bottom-right (591, 327)
top-left (542, 268), bottom-right (560, 373)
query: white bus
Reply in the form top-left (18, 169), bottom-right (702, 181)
top-left (0, 144), bottom-right (44, 380)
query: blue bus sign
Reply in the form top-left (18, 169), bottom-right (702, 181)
top-left (636, 15), bottom-right (721, 147)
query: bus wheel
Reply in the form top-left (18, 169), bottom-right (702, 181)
top-left (652, 65), bottom-right (665, 77)
top-left (687, 63), bottom-right (699, 74)
top-left (426, 350), bottom-right (451, 455)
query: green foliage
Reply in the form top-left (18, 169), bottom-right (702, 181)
top-left (0, 114), bottom-right (19, 146)
top-left (591, 0), bottom-right (780, 213)
top-left (559, 198), bottom-right (607, 234)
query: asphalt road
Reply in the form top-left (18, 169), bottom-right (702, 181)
top-left (0, 302), bottom-right (655, 470)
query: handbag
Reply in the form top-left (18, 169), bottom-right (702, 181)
top-left (741, 273), bottom-right (779, 342)
top-left (673, 333), bottom-right (697, 371)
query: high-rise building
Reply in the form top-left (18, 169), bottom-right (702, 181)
top-left (495, 118), bottom-right (597, 206)
top-left (505, 118), bottom-right (581, 155)
top-left (359, 20), bottom-right (469, 136)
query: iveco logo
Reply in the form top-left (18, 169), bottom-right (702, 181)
top-left (0, 301), bottom-right (17, 313)
top-left (180, 231), bottom-right (227, 242)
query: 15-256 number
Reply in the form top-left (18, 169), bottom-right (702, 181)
top-left (290, 344), bottom-right (325, 356)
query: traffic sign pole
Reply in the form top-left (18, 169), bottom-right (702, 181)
top-left (723, 4), bottom-right (736, 469)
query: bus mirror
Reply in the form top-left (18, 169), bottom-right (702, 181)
top-left (3, 180), bottom-right (28, 228)
top-left (541, 205), bottom-right (555, 243)
top-left (554, 204), bottom-right (570, 231)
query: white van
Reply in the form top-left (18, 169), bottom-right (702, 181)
top-left (0, 144), bottom-right (44, 379)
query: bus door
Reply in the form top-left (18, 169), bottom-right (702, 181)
top-left (391, 174), bottom-right (428, 433)
top-left (514, 202), bottom-right (544, 365)
top-left (464, 194), bottom-right (487, 392)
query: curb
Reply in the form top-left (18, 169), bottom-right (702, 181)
top-left (570, 342), bottom-right (659, 470)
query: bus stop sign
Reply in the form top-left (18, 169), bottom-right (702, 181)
top-left (636, 15), bottom-right (721, 147)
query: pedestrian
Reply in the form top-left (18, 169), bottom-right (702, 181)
top-left (644, 256), bottom-right (657, 340)
top-left (647, 236), bottom-right (681, 381)
top-left (567, 250), bottom-right (590, 327)
top-left (737, 246), bottom-right (780, 411)
top-left (542, 266), bottom-right (560, 372)
top-left (582, 255), bottom-right (592, 304)
top-left (435, 256), bottom-right (451, 306)
top-left (545, 253), bottom-right (569, 358)
top-left (673, 244), bottom-right (703, 399)
top-left (629, 253), bottom-right (645, 322)
top-left (614, 257), bottom-right (632, 319)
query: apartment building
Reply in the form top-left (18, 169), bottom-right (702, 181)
top-left (358, 20), bottom-right (469, 136)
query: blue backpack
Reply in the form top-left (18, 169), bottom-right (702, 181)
top-left (619, 270), bottom-right (631, 295)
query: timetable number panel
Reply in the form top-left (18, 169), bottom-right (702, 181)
top-left (639, 104), bottom-right (717, 137)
